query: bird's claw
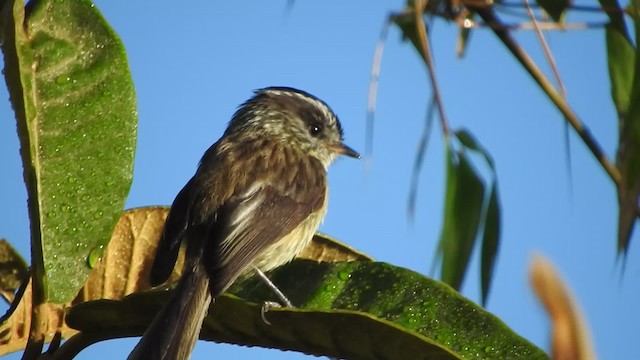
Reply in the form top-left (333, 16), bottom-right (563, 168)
top-left (261, 301), bottom-right (284, 325)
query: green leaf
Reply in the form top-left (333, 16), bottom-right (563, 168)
top-left (480, 182), bottom-right (501, 306)
top-left (68, 261), bottom-right (548, 360)
top-left (439, 147), bottom-right (485, 291)
top-left (454, 129), bottom-right (495, 170)
top-left (535, 0), bottom-right (570, 23)
top-left (605, 25), bottom-right (636, 117)
top-left (1, 0), bottom-right (137, 302)
top-left (615, 0), bottom-right (640, 257)
top-left (599, 0), bottom-right (631, 40)
top-left (454, 129), bottom-right (502, 305)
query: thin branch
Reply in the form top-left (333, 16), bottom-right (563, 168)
top-left (413, 0), bottom-right (451, 136)
top-left (522, 0), bottom-right (573, 201)
top-left (522, 0), bottom-right (567, 98)
top-left (493, 1), bottom-right (628, 15)
top-left (408, 95), bottom-right (436, 221)
top-left (468, 6), bottom-right (622, 186)
top-left (366, 17), bottom-right (392, 163)
top-left (460, 18), bottom-right (607, 31)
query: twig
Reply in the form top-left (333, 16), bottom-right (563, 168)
top-left (522, 0), bottom-right (573, 201)
top-left (413, 0), bottom-right (451, 136)
top-left (408, 95), bottom-right (436, 221)
top-left (366, 17), bottom-right (392, 162)
top-left (468, 6), bottom-right (622, 186)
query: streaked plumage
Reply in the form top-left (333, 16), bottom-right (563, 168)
top-left (128, 87), bottom-right (359, 360)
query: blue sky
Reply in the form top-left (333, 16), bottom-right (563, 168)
top-left (1, 1), bottom-right (638, 359)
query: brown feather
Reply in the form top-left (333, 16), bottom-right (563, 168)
top-left (165, 136), bottom-right (327, 297)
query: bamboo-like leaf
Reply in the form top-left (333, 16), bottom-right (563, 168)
top-left (440, 148), bottom-right (485, 291)
top-left (606, 25), bottom-right (635, 118)
top-left (0, 0), bottom-right (137, 302)
top-left (614, 2), bottom-right (640, 258)
top-left (454, 129), bottom-right (502, 305)
top-left (480, 182), bottom-right (501, 306)
top-left (454, 129), bottom-right (495, 170)
top-left (68, 260), bottom-right (548, 360)
top-left (599, 0), bottom-right (631, 40)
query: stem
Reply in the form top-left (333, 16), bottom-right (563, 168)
top-left (471, 7), bottom-right (622, 185)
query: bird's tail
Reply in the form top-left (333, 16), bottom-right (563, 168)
top-left (128, 258), bottom-right (212, 360)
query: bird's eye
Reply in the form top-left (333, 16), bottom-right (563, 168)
top-left (309, 124), bottom-right (323, 137)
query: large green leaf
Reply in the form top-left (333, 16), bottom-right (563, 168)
top-left (68, 261), bottom-right (548, 360)
top-left (0, 0), bottom-right (137, 302)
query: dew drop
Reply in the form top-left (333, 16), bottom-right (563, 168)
top-left (338, 270), bottom-right (351, 280)
top-left (87, 246), bottom-right (104, 268)
top-left (55, 75), bottom-right (69, 85)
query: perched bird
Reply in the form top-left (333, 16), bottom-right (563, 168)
top-left (128, 87), bottom-right (360, 360)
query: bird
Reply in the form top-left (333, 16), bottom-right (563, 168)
top-left (128, 86), bottom-right (360, 360)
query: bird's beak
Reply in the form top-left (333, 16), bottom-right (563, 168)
top-left (329, 143), bottom-right (361, 159)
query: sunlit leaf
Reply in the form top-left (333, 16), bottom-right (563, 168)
top-left (0, 207), bottom-right (371, 356)
top-left (1, 0), bottom-right (137, 302)
top-left (69, 261), bottom-right (548, 360)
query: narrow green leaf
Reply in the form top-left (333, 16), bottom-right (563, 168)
top-left (599, 0), bottom-right (631, 40)
top-left (454, 129), bottom-right (502, 304)
top-left (440, 149), bottom-right (485, 290)
top-left (454, 129), bottom-right (495, 170)
top-left (480, 182), bottom-right (501, 306)
top-left (535, 0), bottom-right (570, 23)
top-left (605, 25), bottom-right (635, 117)
top-left (435, 146), bottom-right (457, 277)
top-left (68, 261), bottom-right (548, 360)
top-left (615, 0), bottom-right (640, 257)
top-left (1, 0), bottom-right (137, 302)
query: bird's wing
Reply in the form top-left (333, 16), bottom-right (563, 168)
top-left (203, 157), bottom-right (327, 297)
top-left (149, 178), bottom-right (194, 286)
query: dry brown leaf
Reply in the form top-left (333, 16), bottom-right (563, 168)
top-left (0, 206), bottom-right (369, 356)
top-left (529, 253), bottom-right (596, 360)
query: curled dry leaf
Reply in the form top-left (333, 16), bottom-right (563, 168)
top-left (0, 239), bottom-right (29, 304)
top-left (529, 253), bottom-right (596, 360)
top-left (0, 206), bottom-right (369, 356)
